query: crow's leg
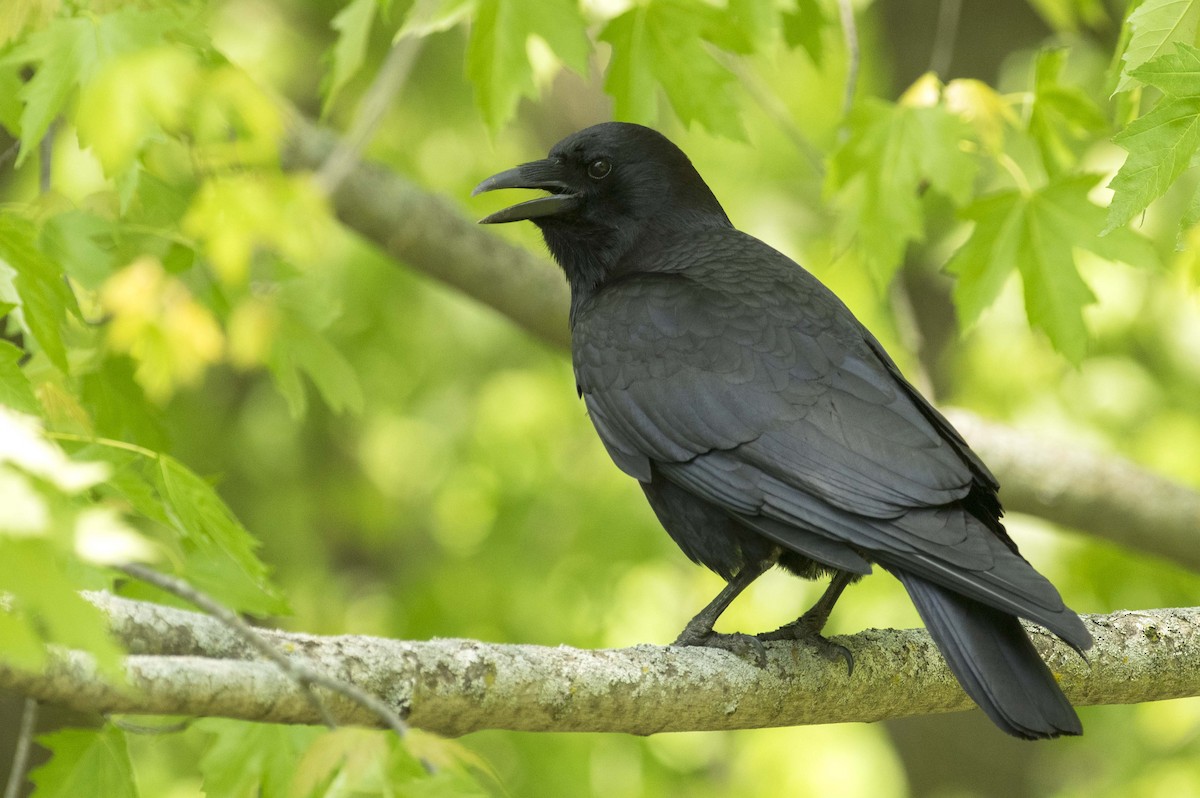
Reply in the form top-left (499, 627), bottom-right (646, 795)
top-left (758, 570), bottom-right (856, 674)
top-left (673, 559), bottom-right (771, 665)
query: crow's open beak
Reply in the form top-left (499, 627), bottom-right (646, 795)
top-left (472, 159), bottom-right (580, 224)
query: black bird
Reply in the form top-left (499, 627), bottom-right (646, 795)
top-left (473, 122), bottom-right (1091, 738)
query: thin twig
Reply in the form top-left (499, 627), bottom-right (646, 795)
top-left (316, 0), bottom-right (439, 194)
top-left (928, 0), bottom-right (962, 77)
top-left (38, 123), bottom-right (54, 194)
top-left (114, 563), bottom-right (408, 738)
top-left (4, 697), bottom-right (38, 798)
top-left (115, 564), bottom-right (338, 730)
top-left (837, 0), bottom-right (859, 122)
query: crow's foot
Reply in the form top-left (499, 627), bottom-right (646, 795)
top-left (757, 618), bottom-right (854, 675)
top-left (673, 626), bottom-right (767, 667)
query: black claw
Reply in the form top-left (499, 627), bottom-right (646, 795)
top-left (824, 639), bottom-right (855, 677)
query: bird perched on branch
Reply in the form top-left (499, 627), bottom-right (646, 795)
top-left (473, 122), bottom-right (1091, 738)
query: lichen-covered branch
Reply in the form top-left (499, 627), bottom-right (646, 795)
top-left (280, 121), bottom-right (1200, 573)
top-left (0, 594), bottom-right (1195, 736)
top-left (114, 563), bottom-right (407, 736)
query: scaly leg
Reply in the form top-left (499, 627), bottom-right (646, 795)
top-left (673, 560), bottom-right (771, 665)
top-left (758, 570), bottom-right (856, 673)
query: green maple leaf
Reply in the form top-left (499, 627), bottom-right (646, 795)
top-left (268, 314), bottom-right (365, 418)
top-left (80, 356), bottom-right (170, 450)
top-left (826, 95), bottom-right (978, 284)
top-left (0, 537), bottom-right (124, 674)
top-left (782, 0), bottom-right (828, 65)
top-left (466, 0), bottom-right (589, 132)
top-left (948, 175), bottom-right (1156, 361)
top-left (0, 64), bottom-right (22, 132)
top-left (1106, 43), bottom-right (1200, 233)
top-left (1129, 38), bottom-right (1200, 93)
top-left (1114, 0), bottom-right (1200, 92)
top-left (1184, 181), bottom-right (1200, 230)
top-left (30, 728), bottom-right (138, 798)
top-left (0, 339), bottom-right (39, 415)
top-left (196, 720), bottom-right (324, 798)
top-left (599, 0), bottom-right (745, 137)
top-left (396, 0), bottom-right (477, 39)
top-left (1027, 48), bottom-right (1108, 175)
top-left (0, 214), bottom-right (79, 372)
top-left (3, 7), bottom-right (181, 165)
top-left (158, 455), bottom-right (289, 615)
top-left (321, 0), bottom-right (379, 116)
top-left (704, 0), bottom-right (778, 56)
top-left (0, 607), bottom-right (46, 672)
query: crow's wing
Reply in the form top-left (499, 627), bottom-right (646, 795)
top-left (572, 233), bottom-right (1089, 649)
top-left (573, 232), bottom-right (982, 515)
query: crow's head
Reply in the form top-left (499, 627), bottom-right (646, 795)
top-left (474, 123), bottom-right (730, 300)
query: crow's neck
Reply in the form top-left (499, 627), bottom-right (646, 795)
top-left (540, 222), bottom-right (625, 323)
top-left (542, 212), bottom-right (731, 327)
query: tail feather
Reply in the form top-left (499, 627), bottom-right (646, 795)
top-left (895, 571), bottom-right (1082, 739)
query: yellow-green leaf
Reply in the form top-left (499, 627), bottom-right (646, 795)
top-left (827, 92), bottom-right (978, 283)
top-left (0, 214), bottom-right (78, 372)
top-left (949, 175), bottom-right (1156, 361)
top-left (466, 0), bottom-right (589, 131)
top-left (0, 339), bottom-right (39, 415)
top-left (600, 0), bottom-right (745, 138)
top-left (30, 728), bottom-right (138, 798)
top-left (1106, 45), bottom-right (1200, 234)
top-left (1115, 0), bottom-right (1200, 92)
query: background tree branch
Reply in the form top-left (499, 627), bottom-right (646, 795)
top-left (1, 594), bottom-right (1195, 736)
top-left (943, 410), bottom-right (1200, 571)
top-left (284, 116), bottom-right (572, 350)
top-left (281, 120), bottom-right (1200, 572)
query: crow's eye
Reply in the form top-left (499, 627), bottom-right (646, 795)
top-left (587, 159), bottom-right (612, 180)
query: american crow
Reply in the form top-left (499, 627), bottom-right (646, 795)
top-left (474, 122), bottom-right (1091, 738)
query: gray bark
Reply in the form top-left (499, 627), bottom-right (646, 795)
top-left (0, 594), bottom-right (1195, 736)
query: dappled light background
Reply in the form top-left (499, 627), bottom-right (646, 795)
top-left (3, 0), bottom-right (1200, 795)
top-left (168, 0), bottom-right (1200, 795)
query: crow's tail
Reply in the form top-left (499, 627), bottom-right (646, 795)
top-left (895, 571), bottom-right (1082, 739)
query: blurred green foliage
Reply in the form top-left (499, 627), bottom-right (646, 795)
top-left (1, 0), bottom-right (1200, 795)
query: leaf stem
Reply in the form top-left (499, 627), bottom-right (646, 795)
top-left (837, 0), bottom-right (860, 122)
top-left (48, 432), bottom-right (161, 460)
top-left (997, 152), bottom-right (1033, 195)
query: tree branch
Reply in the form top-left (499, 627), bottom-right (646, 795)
top-left (0, 594), bottom-right (1195, 736)
top-left (114, 563), bottom-right (407, 737)
top-left (280, 121), bottom-right (1200, 572)
top-left (284, 117), bottom-right (571, 350)
top-left (944, 411), bottom-right (1200, 571)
